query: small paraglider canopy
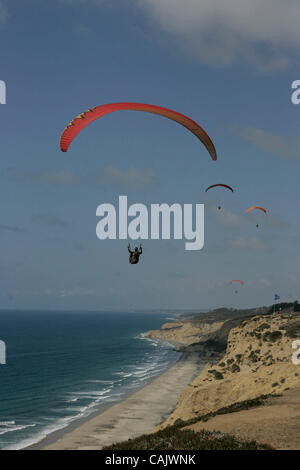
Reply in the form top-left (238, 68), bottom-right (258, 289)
top-left (205, 184), bottom-right (234, 192)
top-left (60, 102), bottom-right (217, 160)
top-left (247, 206), bottom-right (267, 214)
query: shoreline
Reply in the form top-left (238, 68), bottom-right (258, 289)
top-left (29, 350), bottom-right (204, 450)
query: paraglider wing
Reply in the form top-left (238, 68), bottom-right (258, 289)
top-left (247, 206), bottom-right (267, 214)
top-left (205, 184), bottom-right (234, 192)
top-left (60, 102), bottom-right (217, 160)
top-left (229, 280), bottom-right (244, 285)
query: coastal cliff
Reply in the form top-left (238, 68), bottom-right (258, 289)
top-left (145, 319), bottom-right (224, 347)
top-left (149, 311), bottom-right (300, 429)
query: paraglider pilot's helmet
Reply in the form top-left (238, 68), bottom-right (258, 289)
top-left (135, 247), bottom-right (139, 252)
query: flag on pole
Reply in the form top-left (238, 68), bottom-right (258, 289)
top-left (274, 294), bottom-right (280, 301)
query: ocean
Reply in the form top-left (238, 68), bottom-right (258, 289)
top-left (0, 311), bottom-right (179, 450)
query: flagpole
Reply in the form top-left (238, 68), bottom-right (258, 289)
top-left (274, 294), bottom-right (280, 315)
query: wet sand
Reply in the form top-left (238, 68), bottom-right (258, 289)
top-left (33, 352), bottom-right (204, 450)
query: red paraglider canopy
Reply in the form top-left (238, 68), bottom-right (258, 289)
top-left (60, 102), bottom-right (217, 160)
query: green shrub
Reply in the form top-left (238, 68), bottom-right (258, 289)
top-left (263, 330), bottom-right (282, 342)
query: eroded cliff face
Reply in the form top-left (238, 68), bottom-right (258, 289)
top-left (156, 314), bottom-right (300, 428)
top-left (145, 319), bottom-right (224, 346)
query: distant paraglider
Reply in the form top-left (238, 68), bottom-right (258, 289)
top-left (60, 102), bottom-right (217, 160)
top-left (229, 279), bottom-right (244, 294)
top-left (247, 206), bottom-right (267, 228)
top-left (205, 184), bottom-right (234, 210)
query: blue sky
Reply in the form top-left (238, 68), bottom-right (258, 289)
top-left (0, 0), bottom-right (300, 310)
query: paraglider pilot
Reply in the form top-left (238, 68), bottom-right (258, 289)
top-left (128, 243), bottom-right (143, 265)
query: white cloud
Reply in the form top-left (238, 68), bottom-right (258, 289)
top-left (10, 165), bottom-right (157, 190)
top-left (0, 223), bottom-right (24, 233)
top-left (97, 165), bottom-right (157, 189)
top-left (62, 0), bottom-right (104, 4)
top-left (260, 278), bottom-right (272, 286)
top-left (213, 206), bottom-right (249, 228)
top-left (0, 1), bottom-right (7, 24)
top-left (228, 236), bottom-right (269, 252)
top-left (11, 168), bottom-right (80, 185)
top-left (33, 213), bottom-right (69, 228)
top-left (232, 124), bottom-right (300, 160)
top-left (59, 287), bottom-right (97, 297)
top-left (138, 0), bottom-right (300, 71)
top-left (75, 23), bottom-right (90, 34)
top-left (61, 1), bottom-right (299, 71)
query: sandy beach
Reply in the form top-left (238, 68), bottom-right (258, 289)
top-left (32, 352), bottom-right (204, 450)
